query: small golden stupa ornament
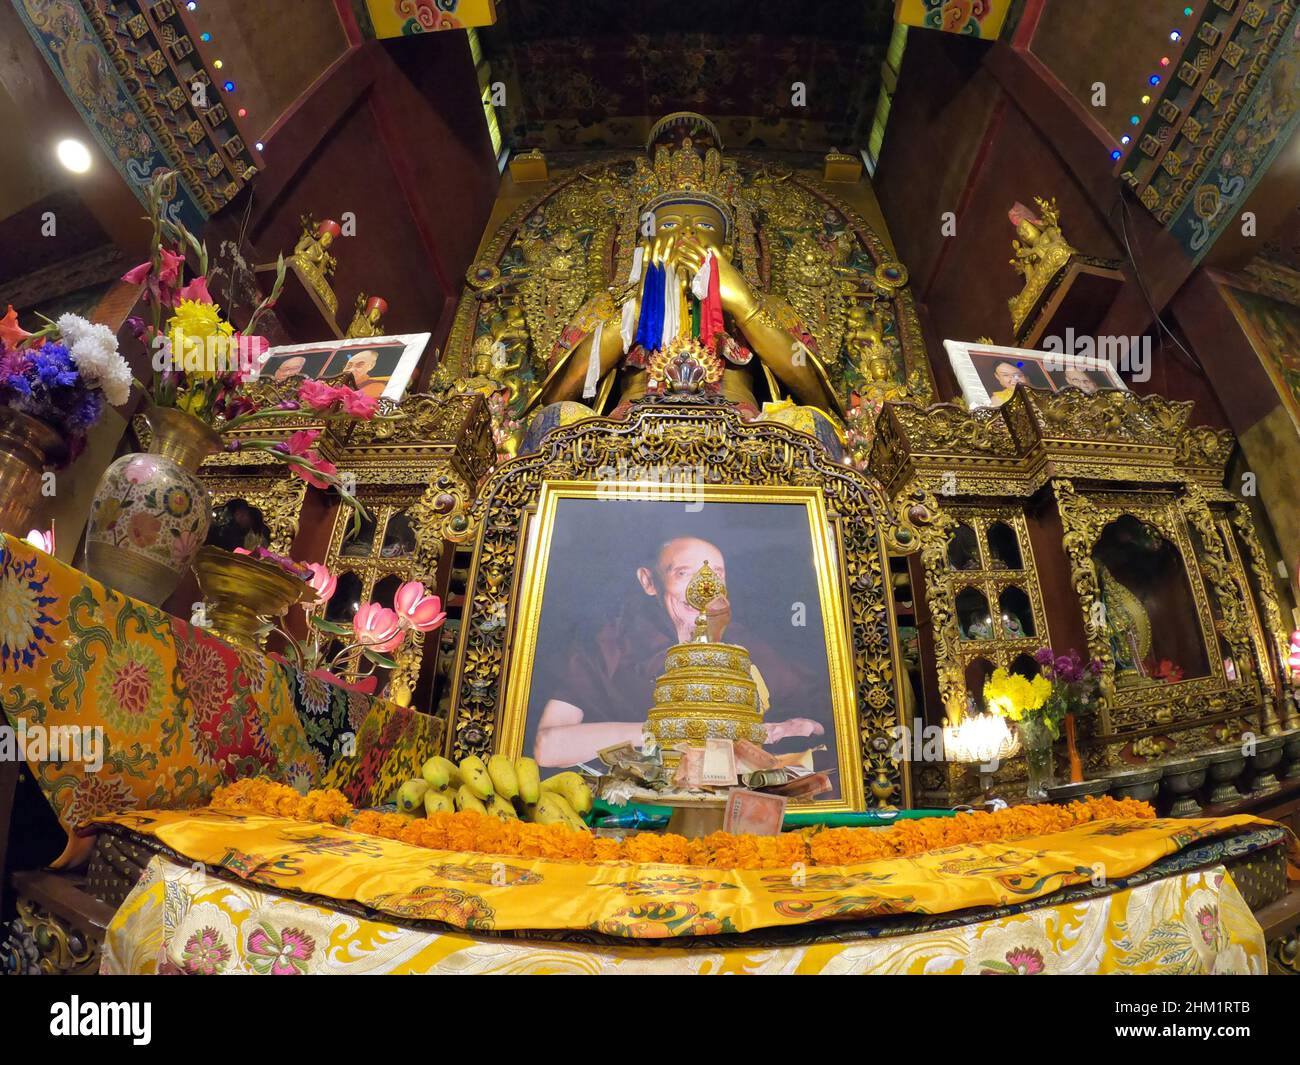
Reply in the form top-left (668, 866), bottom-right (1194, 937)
top-left (646, 562), bottom-right (766, 754)
top-left (685, 559), bottom-right (726, 641)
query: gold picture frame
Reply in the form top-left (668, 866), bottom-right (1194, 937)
top-left (497, 481), bottom-right (864, 812)
top-left (444, 402), bottom-right (909, 809)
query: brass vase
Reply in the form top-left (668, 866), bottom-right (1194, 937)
top-left (86, 405), bottom-right (222, 606)
top-left (0, 408), bottom-right (66, 538)
top-left (192, 546), bottom-right (313, 651)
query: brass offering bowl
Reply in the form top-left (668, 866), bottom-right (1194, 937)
top-left (192, 546), bottom-right (313, 651)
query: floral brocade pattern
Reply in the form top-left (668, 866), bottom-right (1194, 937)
top-left (0, 535), bottom-right (388, 861)
top-left (101, 854), bottom-right (1267, 975)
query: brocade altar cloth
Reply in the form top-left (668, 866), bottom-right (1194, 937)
top-left (94, 807), bottom-right (1288, 947)
top-left (102, 853), bottom-right (1265, 975)
top-left (0, 535), bottom-right (435, 866)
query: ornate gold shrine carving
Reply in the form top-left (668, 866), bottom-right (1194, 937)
top-left (869, 386), bottom-right (1290, 802)
top-left (442, 134), bottom-right (933, 462)
top-left (1008, 197), bottom-right (1075, 336)
top-left (191, 387), bottom-right (495, 712)
top-left (444, 400), bottom-right (914, 808)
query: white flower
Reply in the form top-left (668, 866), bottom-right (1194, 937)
top-left (56, 313), bottom-right (91, 347)
top-left (99, 357), bottom-right (133, 406)
top-left (67, 322), bottom-right (132, 405)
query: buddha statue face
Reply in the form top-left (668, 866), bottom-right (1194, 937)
top-left (1015, 219), bottom-right (1041, 243)
top-left (653, 201), bottom-right (727, 253)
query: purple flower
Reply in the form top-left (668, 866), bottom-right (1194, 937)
top-left (1089, 658), bottom-right (1104, 676)
top-left (1033, 647), bottom-right (1054, 666)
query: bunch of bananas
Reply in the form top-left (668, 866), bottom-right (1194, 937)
top-left (395, 754), bottom-right (593, 832)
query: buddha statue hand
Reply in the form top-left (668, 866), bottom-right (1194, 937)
top-left (671, 235), bottom-right (756, 320)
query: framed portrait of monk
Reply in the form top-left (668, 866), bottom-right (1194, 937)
top-left (251, 333), bottom-right (431, 402)
top-left (496, 481), bottom-right (862, 810)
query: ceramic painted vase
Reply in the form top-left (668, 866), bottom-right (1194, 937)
top-left (86, 406), bottom-right (222, 606)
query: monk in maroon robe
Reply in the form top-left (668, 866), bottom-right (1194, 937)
top-left (531, 536), bottom-right (827, 768)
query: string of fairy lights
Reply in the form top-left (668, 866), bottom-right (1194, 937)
top-left (186, 1), bottom-right (264, 152)
top-left (1111, 5), bottom-right (1196, 161)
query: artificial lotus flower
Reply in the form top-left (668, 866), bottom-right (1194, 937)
top-left (305, 562), bottom-right (337, 604)
top-left (24, 528), bottom-right (55, 554)
top-left (393, 581), bottom-right (446, 632)
top-left (352, 603), bottom-right (404, 654)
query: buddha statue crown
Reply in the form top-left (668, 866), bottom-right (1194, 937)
top-left (634, 111), bottom-right (739, 237)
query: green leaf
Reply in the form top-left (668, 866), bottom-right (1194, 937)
top-left (311, 618), bottom-right (353, 636)
top-left (362, 649), bottom-right (398, 669)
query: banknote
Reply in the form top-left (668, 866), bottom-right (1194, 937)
top-left (701, 738), bottom-right (738, 786)
top-left (724, 789), bottom-right (787, 836)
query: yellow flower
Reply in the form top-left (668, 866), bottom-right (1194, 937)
top-left (166, 299), bottom-right (233, 342)
top-left (984, 668), bottom-right (1050, 719)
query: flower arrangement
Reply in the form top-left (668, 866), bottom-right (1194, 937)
top-left (1032, 646), bottom-right (1104, 739)
top-left (0, 306), bottom-right (133, 465)
top-left (263, 558), bottom-right (446, 680)
top-left (208, 778), bottom-right (1156, 870)
top-left (983, 666), bottom-right (1054, 732)
top-left (123, 171), bottom-right (382, 516)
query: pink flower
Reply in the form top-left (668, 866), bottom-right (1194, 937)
top-left (337, 387), bottom-right (379, 419)
top-left (292, 456), bottom-right (337, 490)
top-left (393, 581), bottom-right (446, 632)
top-left (176, 276), bottom-right (213, 304)
top-left (158, 247), bottom-right (184, 287)
top-left (353, 603), bottom-right (404, 653)
top-left (305, 562), bottom-right (336, 604)
top-left (122, 247), bottom-right (186, 306)
top-left (123, 456), bottom-right (157, 485)
top-left (298, 380), bottom-right (343, 412)
top-left (280, 429), bottom-right (321, 457)
top-left (121, 261), bottom-right (152, 286)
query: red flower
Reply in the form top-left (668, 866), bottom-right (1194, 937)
top-left (0, 305), bottom-right (32, 348)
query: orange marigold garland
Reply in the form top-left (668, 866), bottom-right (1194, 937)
top-left (207, 780), bottom-right (1155, 870)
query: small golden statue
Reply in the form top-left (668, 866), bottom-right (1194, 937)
top-left (845, 304), bottom-right (895, 388)
top-left (686, 560), bottom-right (727, 643)
top-left (291, 216), bottom-right (342, 314)
top-left (345, 294), bottom-right (388, 339)
top-left (1007, 197), bottom-right (1076, 336)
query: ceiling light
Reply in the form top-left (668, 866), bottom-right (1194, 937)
top-left (56, 138), bottom-right (92, 173)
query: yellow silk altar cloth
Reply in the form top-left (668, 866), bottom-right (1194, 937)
top-left (94, 807), bottom-right (1283, 939)
top-left (103, 854), bottom-right (1265, 974)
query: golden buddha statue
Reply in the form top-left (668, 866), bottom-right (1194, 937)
top-left (345, 294), bottom-right (388, 338)
top-left (291, 216), bottom-right (342, 313)
top-left (528, 113), bottom-right (842, 420)
top-left (1007, 197), bottom-right (1076, 335)
top-left (845, 304), bottom-right (895, 388)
